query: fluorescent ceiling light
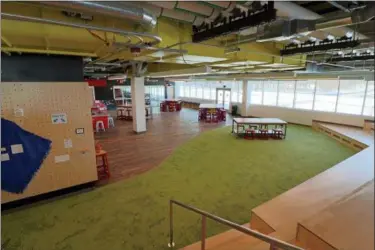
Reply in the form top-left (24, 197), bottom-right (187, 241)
top-left (147, 66), bottom-right (212, 78)
top-left (108, 74), bottom-right (127, 80)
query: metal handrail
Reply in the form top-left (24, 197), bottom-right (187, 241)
top-left (169, 200), bottom-right (304, 250)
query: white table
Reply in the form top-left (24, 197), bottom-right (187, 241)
top-left (199, 104), bottom-right (224, 109)
top-left (232, 118), bottom-right (288, 139)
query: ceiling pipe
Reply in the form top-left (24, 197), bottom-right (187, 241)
top-left (40, 1), bottom-right (157, 27)
top-left (1, 13), bottom-right (162, 46)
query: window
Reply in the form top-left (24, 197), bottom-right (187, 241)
top-left (363, 80), bottom-right (374, 116)
top-left (263, 80), bottom-right (278, 106)
top-left (190, 83), bottom-right (196, 98)
top-left (294, 80), bottom-right (315, 110)
top-left (249, 81), bottom-right (263, 104)
top-left (179, 84), bottom-right (184, 98)
top-left (238, 81), bottom-right (243, 103)
top-left (203, 82), bottom-right (211, 100)
top-left (210, 81), bottom-right (217, 100)
top-left (196, 81), bottom-right (203, 99)
top-left (231, 81), bottom-right (239, 103)
top-left (277, 80), bottom-right (295, 108)
top-left (184, 84), bottom-right (190, 97)
top-left (314, 79), bottom-right (339, 112)
top-left (336, 79), bottom-right (366, 115)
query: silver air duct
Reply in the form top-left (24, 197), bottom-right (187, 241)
top-left (41, 1), bottom-right (157, 27)
top-left (1, 13), bottom-right (162, 46)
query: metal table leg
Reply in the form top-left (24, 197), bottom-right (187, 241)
top-left (284, 124), bottom-right (287, 139)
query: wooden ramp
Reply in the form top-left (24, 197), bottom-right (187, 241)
top-left (181, 122), bottom-right (374, 250)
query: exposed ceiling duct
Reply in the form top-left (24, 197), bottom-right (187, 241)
top-left (225, 1), bottom-right (370, 47)
top-left (40, 1), bottom-right (157, 27)
top-left (257, 6), bottom-right (374, 44)
top-left (1, 13), bottom-right (162, 46)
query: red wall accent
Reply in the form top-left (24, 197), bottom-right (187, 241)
top-left (86, 79), bottom-right (107, 87)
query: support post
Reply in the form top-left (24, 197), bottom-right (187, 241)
top-left (131, 76), bottom-right (146, 133)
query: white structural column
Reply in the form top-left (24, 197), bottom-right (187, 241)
top-left (131, 76), bottom-right (146, 133)
top-left (241, 80), bottom-right (249, 116)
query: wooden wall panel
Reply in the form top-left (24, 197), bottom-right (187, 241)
top-left (1, 82), bottom-right (98, 203)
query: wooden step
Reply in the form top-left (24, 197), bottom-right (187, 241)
top-left (297, 181), bottom-right (374, 250)
top-left (180, 224), bottom-right (252, 250)
top-left (251, 146), bottom-right (374, 236)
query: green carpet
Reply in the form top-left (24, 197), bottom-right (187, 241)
top-left (2, 125), bottom-right (355, 250)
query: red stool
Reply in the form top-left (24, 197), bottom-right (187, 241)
top-left (211, 112), bottom-right (219, 123)
top-left (176, 102), bottom-right (182, 111)
top-left (96, 150), bottom-right (110, 179)
top-left (168, 103), bottom-right (176, 112)
top-left (160, 102), bottom-right (166, 112)
top-left (244, 126), bottom-right (257, 140)
top-left (259, 125), bottom-right (269, 139)
top-left (205, 112), bottom-right (212, 123)
top-left (272, 125), bottom-right (284, 139)
top-left (219, 109), bottom-right (226, 121)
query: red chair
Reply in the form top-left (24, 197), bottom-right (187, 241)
top-left (96, 148), bottom-right (110, 179)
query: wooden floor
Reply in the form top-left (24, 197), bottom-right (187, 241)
top-left (181, 121), bottom-right (374, 250)
top-left (94, 108), bottom-right (232, 185)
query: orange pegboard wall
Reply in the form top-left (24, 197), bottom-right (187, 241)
top-left (1, 82), bottom-right (98, 204)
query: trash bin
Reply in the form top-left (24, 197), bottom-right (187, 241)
top-left (231, 105), bottom-right (238, 116)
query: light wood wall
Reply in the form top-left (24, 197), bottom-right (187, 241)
top-left (1, 82), bottom-right (98, 203)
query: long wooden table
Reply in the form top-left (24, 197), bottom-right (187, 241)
top-left (232, 118), bottom-right (288, 138)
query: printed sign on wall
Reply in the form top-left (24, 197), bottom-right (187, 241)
top-left (51, 113), bottom-right (67, 124)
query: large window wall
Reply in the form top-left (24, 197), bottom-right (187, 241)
top-left (113, 85), bottom-right (165, 106)
top-left (248, 78), bottom-right (374, 117)
top-left (175, 80), bottom-right (243, 103)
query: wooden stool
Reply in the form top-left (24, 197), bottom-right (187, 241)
top-left (116, 108), bottom-right (126, 120)
top-left (96, 150), bottom-right (110, 179)
top-left (125, 108), bottom-right (132, 120)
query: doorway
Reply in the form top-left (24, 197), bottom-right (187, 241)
top-left (216, 88), bottom-right (231, 110)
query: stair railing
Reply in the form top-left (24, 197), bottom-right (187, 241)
top-left (169, 199), bottom-right (303, 250)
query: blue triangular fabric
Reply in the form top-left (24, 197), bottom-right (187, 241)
top-left (1, 118), bottom-right (52, 193)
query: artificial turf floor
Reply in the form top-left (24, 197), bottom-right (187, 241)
top-left (2, 125), bottom-right (355, 250)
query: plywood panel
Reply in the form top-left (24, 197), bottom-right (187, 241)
top-left (1, 82), bottom-right (98, 203)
